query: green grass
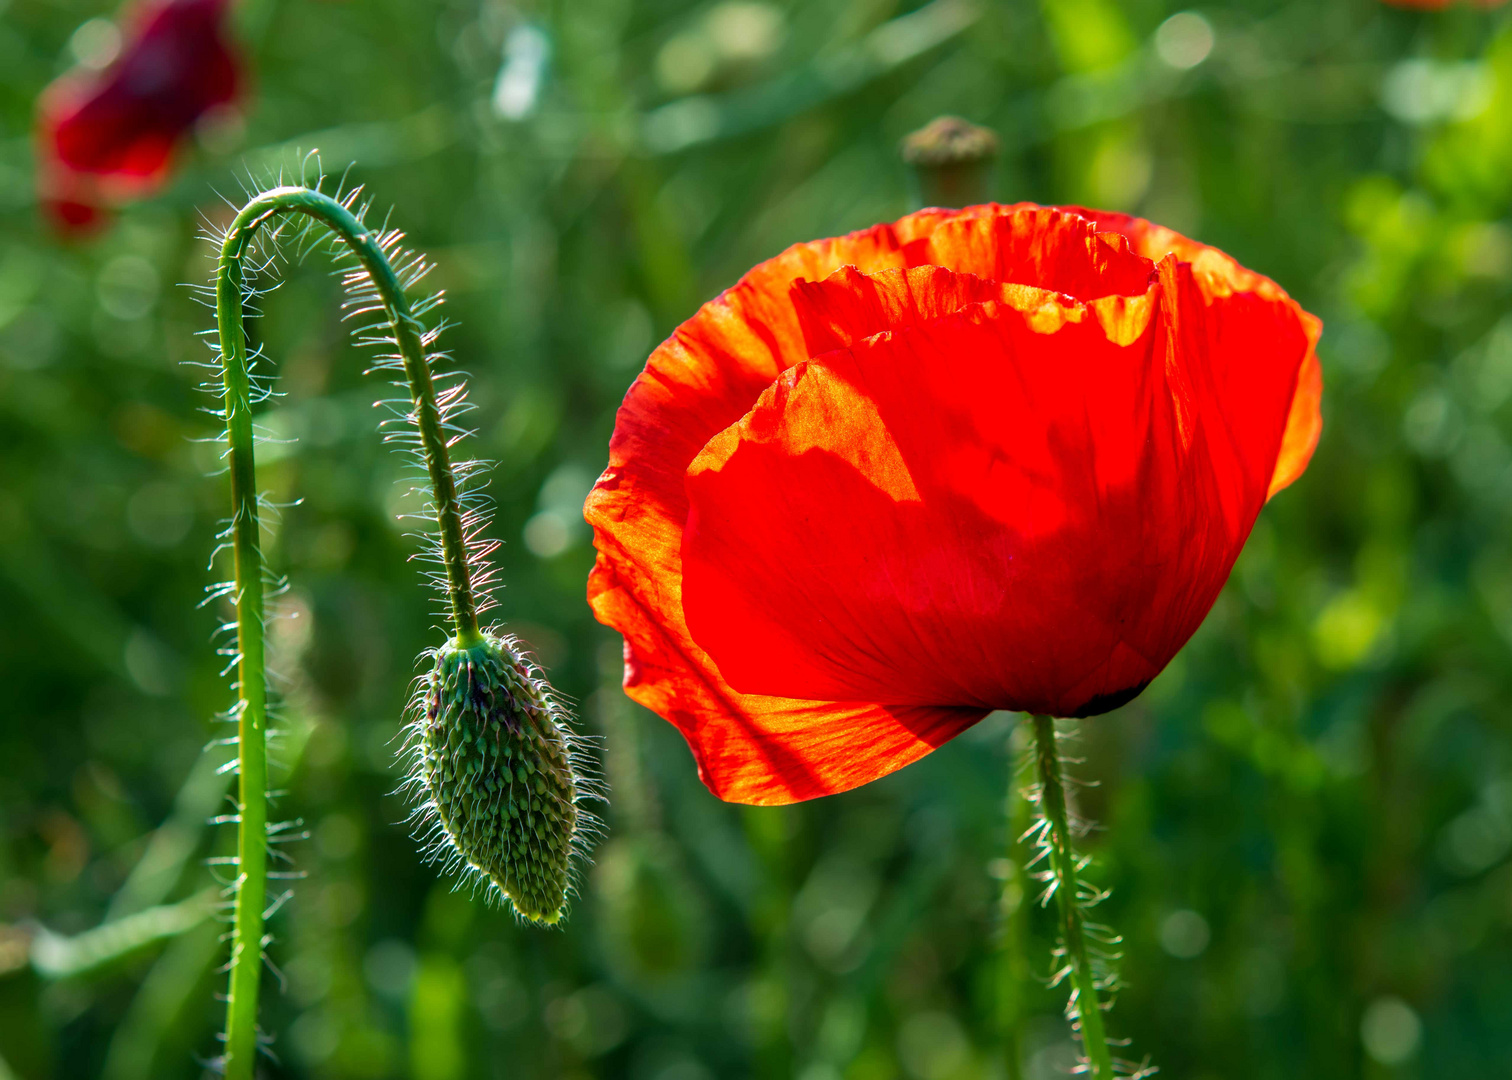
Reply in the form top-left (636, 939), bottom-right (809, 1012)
top-left (2, 0), bottom-right (1512, 1077)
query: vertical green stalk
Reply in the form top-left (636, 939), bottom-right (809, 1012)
top-left (1029, 714), bottom-right (1115, 1079)
top-left (213, 185), bottom-right (480, 1079)
top-left (215, 243), bottom-right (269, 1080)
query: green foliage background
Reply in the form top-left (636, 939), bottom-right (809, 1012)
top-left (2, 0), bottom-right (1512, 1076)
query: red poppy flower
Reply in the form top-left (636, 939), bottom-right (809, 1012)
top-left (585, 203), bottom-right (1322, 806)
top-left (36, 0), bottom-right (243, 231)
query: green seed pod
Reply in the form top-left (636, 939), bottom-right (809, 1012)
top-left (413, 632), bottom-right (582, 923)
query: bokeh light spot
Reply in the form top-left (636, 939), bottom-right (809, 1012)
top-left (1159, 909), bottom-right (1211, 958)
top-left (1154, 12), bottom-right (1214, 70)
top-left (1361, 996), bottom-right (1422, 1065)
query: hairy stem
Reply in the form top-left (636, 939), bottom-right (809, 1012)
top-left (1030, 714), bottom-right (1114, 1079)
top-left (215, 241), bottom-right (268, 1080)
top-left (214, 185), bottom-right (477, 1079)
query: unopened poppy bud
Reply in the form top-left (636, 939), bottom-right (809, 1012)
top-left (417, 633), bottom-right (579, 923)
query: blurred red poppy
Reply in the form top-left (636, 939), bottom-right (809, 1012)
top-left (36, 0), bottom-right (243, 232)
top-left (585, 204), bottom-right (1322, 805)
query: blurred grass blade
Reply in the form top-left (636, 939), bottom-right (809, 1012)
top-left (107, 747), bottom-right (233, 921)
top-left (101, 920), bottom-right (224, 1080)
top-left (30, 891), bottom-right (214, 980)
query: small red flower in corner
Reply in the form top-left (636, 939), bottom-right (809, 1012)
top-left (585, 204), bottom-right (1323, 806)
top-left (36, 0), bottom-right (244, 234)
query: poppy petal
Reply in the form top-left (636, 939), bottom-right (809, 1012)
top-left (589, 549), bottom-right (987, 805)
top-left (37, 0), bottom-right (242, 213)
top-left (586, 210), bottom-right (1004, 805)
top-left (907, 205), bottom-right (1157, 299)
top-left (791, 264), bottom-right (1020, 355)
top-left (588, 202), bottom-right (1322, 803)
top-left (681, 261), bottom-right (1311, 719)
top-left (1268, 344), bottom-right (1323, 498)
top-left (1077, 208), bottom-right (1324, 499)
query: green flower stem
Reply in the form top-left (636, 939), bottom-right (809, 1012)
top-left (216, 241), bottom-right (269, 1080)
top-left (1030, 714), bottom-right (1114, 1079)
top-left (214, 186), bottom-right (479, 1080)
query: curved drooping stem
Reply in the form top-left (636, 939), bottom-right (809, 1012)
top-left (214, 186), bottom-right (478, 1080)
top-left (1029, 714), bottom-right (1115, 1079)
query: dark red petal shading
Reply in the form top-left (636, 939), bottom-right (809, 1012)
top-left (37, 0), bottom-right (241, 207)
top-left (680, 261), bottom-right (1310, 717)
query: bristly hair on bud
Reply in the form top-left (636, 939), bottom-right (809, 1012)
top-left (199, 158), bottom-right (602, 919)
top-left (198, 155), bottom-right (603, 1076)
top-left (401, 631), bottom-right (597, 924)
